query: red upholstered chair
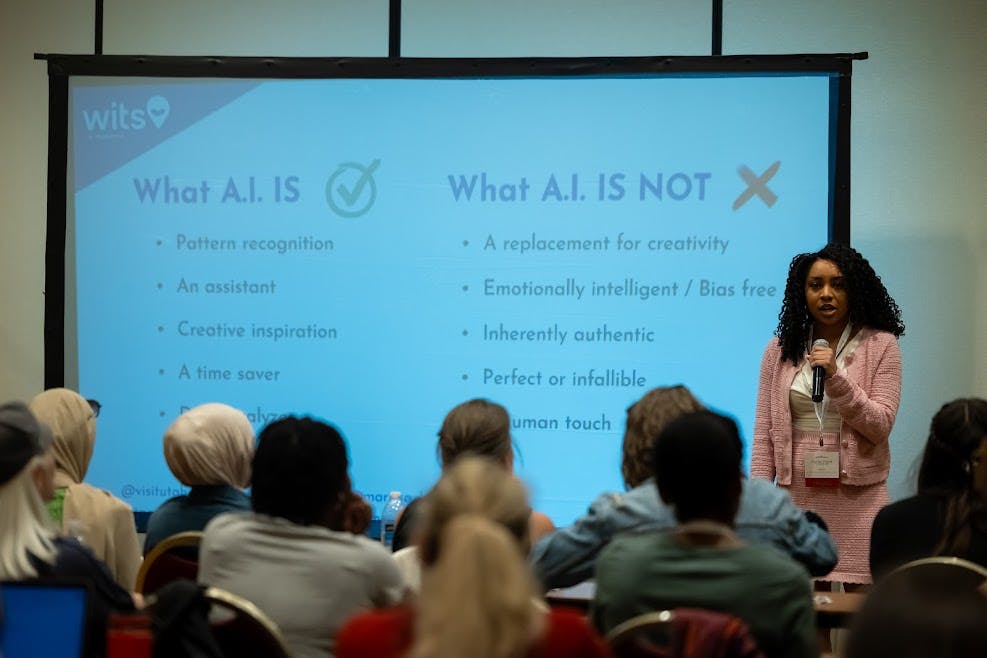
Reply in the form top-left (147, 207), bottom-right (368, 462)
top-left (606, 608), bottom-right (763, 658)
top-left (136, 531), bottom-right (203, 595)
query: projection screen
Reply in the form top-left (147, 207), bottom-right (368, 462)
top-left (42, 55), bottom-right (857, 523)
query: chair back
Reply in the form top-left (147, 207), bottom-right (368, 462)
top-left (203, 586), bottom-right (291, 658)
top-left (891, 556), bottom-right (987, 591)
top-left (136, 531), bottom-right (203, 594)
top-left (846, 556), bottom-right (987, 658)
top-left (607, 608), bottom-right (763, 658)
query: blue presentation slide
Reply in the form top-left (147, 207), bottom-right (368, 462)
top-left (69, 73), bottom-right (832, 523)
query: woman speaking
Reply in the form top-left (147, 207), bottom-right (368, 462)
top-left (751, 243), bottom-right (905, 584)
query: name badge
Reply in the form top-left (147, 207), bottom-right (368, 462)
top-left (805, 450), bottom-right (840, 487)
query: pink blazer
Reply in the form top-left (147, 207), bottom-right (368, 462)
top-left (750, 327), bottom-right (902, 487)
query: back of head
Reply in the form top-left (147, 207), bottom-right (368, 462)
top-left (622, 385), bottom-right (705, 488)
top-left (653, 411), bottom-right (743, 524)
top-left (0, 401), bottom-right (57, 579)
top-left (163, 403), bottom-right (254, 488)
top-left (917, 398), bottom-right (987, 557)
top-left (918, 398), bottom-right (987, 495)
top-left (847, 567), bottom-right (987, 658)
top-left (436, 399), bottom-right (511, 468)
top-left (419, 456), bottom-right (530, 561)
top-left (28, 388), bottom-right (95, 484)
top-left (250, 416), bottom-right (349, 526)
top-left (412, 457), bottom-right (537, 658)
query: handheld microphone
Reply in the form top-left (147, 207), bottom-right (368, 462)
top-left (810, 339), bottom-right (829, 402)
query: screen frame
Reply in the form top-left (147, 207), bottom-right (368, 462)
top-left (40, 52), bottom-right (859, 392)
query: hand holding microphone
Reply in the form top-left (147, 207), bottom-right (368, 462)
top-left (809, 338), bottom-right (836, 402)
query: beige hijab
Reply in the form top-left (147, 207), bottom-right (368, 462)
top-left (163, 403), bottom-right (253, 488)
top-left (28, 388), bottom-right (140, 590)
top-left (28, 388), bottom-right (95, 487)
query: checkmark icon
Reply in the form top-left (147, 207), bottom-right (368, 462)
top-left (325, 159), bottom-right (380, 218)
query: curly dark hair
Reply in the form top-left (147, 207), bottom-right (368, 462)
top-left (775, 243), bottom-right (905, 365)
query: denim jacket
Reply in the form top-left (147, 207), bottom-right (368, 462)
top-left (531, 477), bottom-right (837, 589)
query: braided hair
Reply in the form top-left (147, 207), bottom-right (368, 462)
top-left (775, 243), bottom-right (905, 366)
top-left (917, 398), bottom-right (987, 558)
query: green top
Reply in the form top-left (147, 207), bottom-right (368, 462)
top-left (46, 487), bottom-right (68, 525)
top-left (592, 529), bottom-right (819, 658)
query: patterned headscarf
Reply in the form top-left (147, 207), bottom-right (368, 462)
top-left (163, 403), bottom-right (254, 488)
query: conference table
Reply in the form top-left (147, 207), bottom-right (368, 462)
top-left (811, 591), bottom-right (865, 629)
top-left (544, 581), bottom-right (865, 630)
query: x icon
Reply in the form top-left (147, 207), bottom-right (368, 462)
top-left (733, 161), bottom-right (780, 210)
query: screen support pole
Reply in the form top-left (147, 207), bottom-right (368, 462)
top-left (43, 70), bottom-right (69, 390)
top-left (832, 72), bottom-right (853, 244)
top-left (712, 0), bottom-right (723, 56)
top-left (389, 0), bottom-right (401, 57)
top-left (94, 0), bottom-right (104, 55)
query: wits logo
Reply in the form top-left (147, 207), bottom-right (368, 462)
top-left (82, 95), bottom-right (170, 132)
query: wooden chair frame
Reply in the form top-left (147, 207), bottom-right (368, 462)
top-left (135, 531), bottom-right (203, 593)
top-left (891, 556), bottom-right (987, 595)
top-left (204, 586), bottom-right (291, 658)
top-left (607, 610), bottom-right (676, 655)
top-left (891, 556), bottom-right (987, 579)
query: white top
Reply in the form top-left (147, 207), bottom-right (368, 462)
top-left (391, 545), bottom-right (423, 593)
top-left (790, 324), bottom-right (863, 432)
top-left (198, 512), bottom-right (405, 658)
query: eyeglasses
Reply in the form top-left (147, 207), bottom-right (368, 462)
top-left (86, 399), bottom-right (102, 418)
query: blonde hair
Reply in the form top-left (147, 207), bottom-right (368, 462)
top-left (621, 385), bottom-right (705, 488)
top-left (163, 403), bottom-right (254, 488)
top-left (412, 457), bottom-right (538, 658)
top-left (0, 457), bottom-right (57, 579)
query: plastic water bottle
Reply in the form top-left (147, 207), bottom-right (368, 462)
top-left (380, 491), bottom-right (404, 550)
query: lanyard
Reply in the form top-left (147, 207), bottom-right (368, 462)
top-left (811, 322), bottom-right (853, 440)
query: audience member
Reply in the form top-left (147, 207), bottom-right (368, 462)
top-left (390, 398), bottom-right (556, 591)
top-left (336, 457), bottom-right (611, 658)
top-left (391, 496), bottom-right (424, 553)
top-left (592, 411), bottom-right (817, 658)
top-left (144, 403), bottom-right (254, 554)
top-left (532, 386), bottom-right (837, 589)
top-left (870, 397), bottom-right (987, 579)
top-left (436, 398), bottom-right (554, 540)
top-left (197, 415), bottom-right (404, 658)
top-left (846, 562), bottom-right (987, 658)
top-left (0, 401), bottom-right (135, 657)
top-left (29, 388), bottom-right (141, 589)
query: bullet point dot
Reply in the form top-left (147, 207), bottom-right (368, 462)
top-left (462, 285), bottom-right (469, 292)
top-left (463, 240), bottom-right (469, 246)
top-left (462, 329), bottom-right (468, 336)
top-left (158, 369), bottom-right (164, 375)
top-left (157, 283), bottom-right (163, 289)
top-left (462, 374), bottom-right (468, 380)
top-left (157, 326), bottom-right (164, 332)
top-left (156, 240), bottom-right (162, 246)
top-left (159, 411), bottom-right (165, 417)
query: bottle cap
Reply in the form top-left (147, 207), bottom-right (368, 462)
top-left (389, 491), bottom-right (401, 498)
